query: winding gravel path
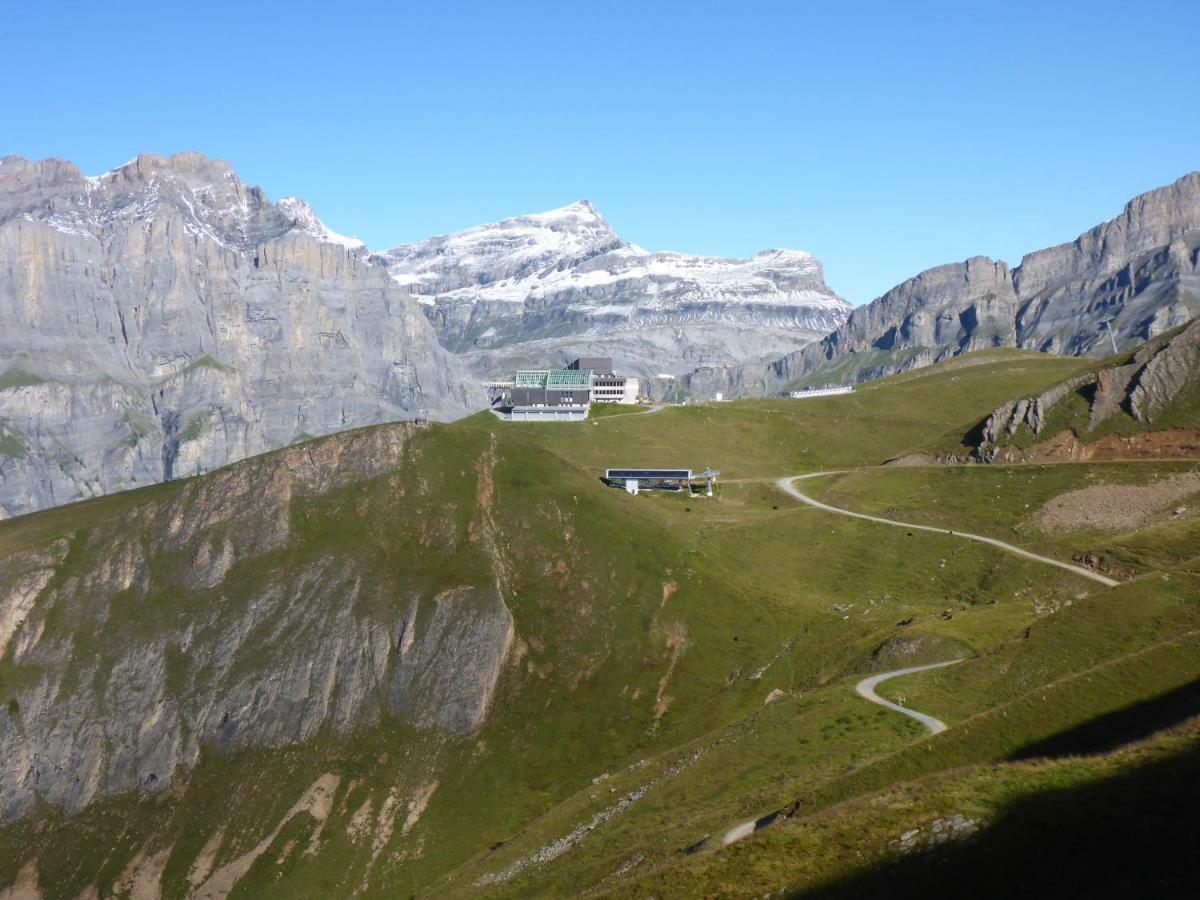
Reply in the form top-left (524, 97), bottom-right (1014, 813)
top-left (720, 469), bottom-right (1121, 849)
top-left (855, 659), bottom-right (964, 734)
top-left (776, 472), bottom-right (1120, 587)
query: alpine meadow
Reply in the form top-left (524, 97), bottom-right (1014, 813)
top-left (2, 2), bottom-right (1199, 897)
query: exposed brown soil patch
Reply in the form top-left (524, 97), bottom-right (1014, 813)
top-left (659, 580), bottom-right (677, 611)
top-left (187, 829), bottom-right (225, 888)
top-left (402, 779), bottom-right (439, 835)
top-left (0, 860), bottom-right (41, 900)
top-left (994, 428), bottom-right (1200, 463)
top-left (192, 773), bottom-right (340, 900)
top-left (653, 621), bottom-right (689, 722)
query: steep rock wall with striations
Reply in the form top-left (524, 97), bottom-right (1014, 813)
top-left (0, 423), bottom-right (514, 822)
top-left (0, 153), bottom-right (485, 518)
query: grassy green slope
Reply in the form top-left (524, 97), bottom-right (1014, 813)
top-left (444, 539), bottom-right (1200, 897)
top-left (806, 462), bottom-right (1200, 577)
top-left (471, 349), bottom-right (1090, 478)
top-left (620, 716), bottom-right (1200, 899)
top-left (0, 347), bottom-right (1196, 899)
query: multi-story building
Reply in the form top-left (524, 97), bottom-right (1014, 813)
top-left (567, 358), bottom-right (640, 404)
top-left (490, 358), bottom-right (640, 421)
top-left (502, 368), bottom-right (593, 420)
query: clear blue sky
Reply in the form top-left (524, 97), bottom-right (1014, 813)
top-left (5, 0), bottom-right (1197, 304)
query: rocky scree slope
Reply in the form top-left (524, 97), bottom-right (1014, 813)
top-left (0, 422), bottom-right (514, 823)
top-left (0, 153), bottom-right (483, 518)
top-left (374, 201), bottom-right (851, 386)
top-left (690, 172), bottom-right (1200, 398)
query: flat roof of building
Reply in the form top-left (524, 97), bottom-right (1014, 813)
top-left (605, 468), bottom-right (692, 480)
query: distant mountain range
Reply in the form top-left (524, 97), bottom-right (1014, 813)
top-left (374, 200), bottom-right (851, 385)
top-left (688, 172), bottom-right (1200, 398)
top-left (0, 151), bottom-right (1197, 515)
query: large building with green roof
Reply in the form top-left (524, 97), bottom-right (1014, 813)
top-left (503, 367), bottom-right (593, 421)
top-left (493, 358), bottom-right (639, 421)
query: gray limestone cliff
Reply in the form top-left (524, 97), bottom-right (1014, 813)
top-left (0, 153), bottom-right (485, 518)
top-left (0, 424), bottom-right (514, 822)
top-left (693, 173), bottom-right (1200, 398)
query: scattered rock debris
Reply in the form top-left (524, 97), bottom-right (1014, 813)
top-left (1033, 472), bottom-right (1200, 533)
top-left (476, 748), bottom-right (706, 886)
top-left (894, 814), bottom-right (982, 854)
top-left (749, 636), bottom-right (798, 681)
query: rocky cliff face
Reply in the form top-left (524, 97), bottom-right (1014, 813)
top-left (0, 153), bottom-right (484, 518)
top-left (375, 201), bottom-right (851, 387)
top-left (697, 173), bottom-right (1200, 397)
top-left (0, 423), bottom-right (514, 822)
top-left (971, 317), bottom-right (1200, 461)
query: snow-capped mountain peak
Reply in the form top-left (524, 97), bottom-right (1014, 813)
top-left (523, 198), bottom-right (605, 225)
top-left (375, 201), bottom-right (851, 367)
top-left (373, 199), bottom-right (627, 296)
top-left (2, 153), bottom-right (369, 255)
top-left (277, 196), bottom-right (365, 250)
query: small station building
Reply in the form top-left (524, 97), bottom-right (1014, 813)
top-left (788, 385), bottom-right (854, 399)
top-left (604, 468), bottom-right (720, 496)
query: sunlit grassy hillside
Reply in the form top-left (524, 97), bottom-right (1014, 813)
top-left (0, 346), bottom-right (1196, 899)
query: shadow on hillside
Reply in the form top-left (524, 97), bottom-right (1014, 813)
top-left (959, 416), bottom-right (988, 452)
top-left (1009, 678), bottom-right (1200, 761)
top-left (790, 734), bottom-right (1200, 900)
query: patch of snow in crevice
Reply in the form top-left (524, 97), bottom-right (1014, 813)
top-left (85, 157), bottom-right (138, 183)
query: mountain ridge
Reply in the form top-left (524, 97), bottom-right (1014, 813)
top-left (374, 197), bottom-right (851, 384)
top-left (4, 152), bottom-right (1199, 516)
top-left (686, 171), bottom-right (1200, 398)
top-left (0, 151), bottom-right (483, 518)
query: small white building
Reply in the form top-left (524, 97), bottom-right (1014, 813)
top-left (789, 385), bottom-right (854, 399)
